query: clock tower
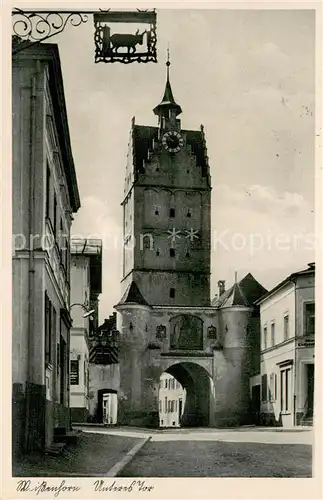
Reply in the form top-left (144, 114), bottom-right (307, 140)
top-left (114, 56), bottom-right (263, 430)
top-left (120, 56), bottom-right (211, 307)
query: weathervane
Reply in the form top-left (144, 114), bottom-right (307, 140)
top-left (12, 7), bottom-right (158, 63)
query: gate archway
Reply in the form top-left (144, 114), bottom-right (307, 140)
top-left (159, 362), bottom-right (213, 427)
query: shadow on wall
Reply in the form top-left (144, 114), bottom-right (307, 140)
top-left (259, 401), bottom-right (283, 427)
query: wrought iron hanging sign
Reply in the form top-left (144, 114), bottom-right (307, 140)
top-left (93, 10), bottom-right (157, 64)
top-left (12, 8), bottom-right (157, 63)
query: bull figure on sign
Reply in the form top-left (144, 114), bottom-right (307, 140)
top-left (110, 29), bottom-right (146, 54)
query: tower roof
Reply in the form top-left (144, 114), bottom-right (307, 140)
top-left (117, 281), bottom-right (150, 307)
top-left (153, 51), bottom-right (182, 117)
top-left (212, 273), bottom-right (267, 309)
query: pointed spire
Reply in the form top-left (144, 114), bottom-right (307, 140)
top-left (153, 47), bottom-right (182, 118)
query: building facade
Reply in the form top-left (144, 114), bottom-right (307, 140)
top-left (88, 313), bottom-right (120, 424)
top-left (115, 59), bottom-right (266, 428)
top-left (69, 239), bottom-right (102, 423)
top-left (12, 41), bottom-right (80, 455)
top-left (257, 263), bottom-right (315, 427)
top-left (158, 373), bottom-right (186, 427)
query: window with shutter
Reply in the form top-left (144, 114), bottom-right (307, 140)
top-left (261, 374), bottom-right (268, 402)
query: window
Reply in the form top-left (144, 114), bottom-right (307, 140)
top-left (164, 397), bottom-right (168, 413)
top-left (70, 360), bottom-right (79, 385)
top-left (185, 251), bottom-right (190, 258)
top-left (280, 368), bottom-right (291, 412)
top-left (45, 292), bottom-right (52, 365)
top-left (156, 249), bottom-right (160, 256)
top-left (59, 219), bottom-right (64, 262)
top-left (271, 322), bottom-right (275, 346)
top-left (53, 193), bottom-right (57, 237)
top-left (165, 379), bottom-right (168, 389)
top-left (170, 248), bottom-right (175, 257)
top-left (269, 373), bottom-right (276, 401)
top-left (261, 374), bottom-right (268, 402)
top-left (159, 400), bottom-right (162, 412)
top-left (169, 208), bottom-right (175, 218)
top-left (46, 163), bottom-right (50, 218)
top-left (187, 209), bottom-right (191, 218)
top-left (263, 327), bottom-right (268, 350)
top-left (170, 288), bottom-right (175, 298)
top-left (305, 303), bottom-right (315, 335)
top-left (284, 315), bottom-right (289, 341)
top-left (154, 207), bottom-right (159, 215)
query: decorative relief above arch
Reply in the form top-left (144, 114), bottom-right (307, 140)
top-left (170, 314), bottom-right (203, 350)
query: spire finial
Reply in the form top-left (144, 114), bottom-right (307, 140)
top-left (166, 43), bottom-right (170, 80)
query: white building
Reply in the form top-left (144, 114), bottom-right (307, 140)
top-left (69, 239), bottom-right (102, 422)
top-left (159, 373), bottom-right (186, 427)
top-left (256, 263), bottom-right (315, 427)
top-left (12, 41), bottom-right (81, 455)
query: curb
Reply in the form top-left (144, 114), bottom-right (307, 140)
top-left (105, 436), bottom-right (151, 477)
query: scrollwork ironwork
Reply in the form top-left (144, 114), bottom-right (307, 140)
top-left (12, 9), bottom-right (89, 54)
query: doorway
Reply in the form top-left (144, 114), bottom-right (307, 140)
top-left (306, 364), bottom-right (314, 416)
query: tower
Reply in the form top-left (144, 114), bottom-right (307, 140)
top-left (121, 54), bottom-right (212, 307)
top-left (115, 56), bottom-right (266, 429)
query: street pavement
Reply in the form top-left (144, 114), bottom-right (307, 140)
top-left (76, 425), bottom-right (313, 478)
top-left (13, 432), bottom-right (141, 477)
top-left (13, 426), bottom-right (313, 478)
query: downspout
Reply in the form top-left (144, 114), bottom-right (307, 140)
top-left (293, 278), bottom-right (297, 426)
top-left (25, 69), bottom-right (38, 451)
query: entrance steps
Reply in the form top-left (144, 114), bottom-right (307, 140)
top-left (53, 427), bottom-right (81, 445)
top-left (301, 417), bottom-right (313, 427)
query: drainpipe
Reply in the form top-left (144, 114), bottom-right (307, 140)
top-left (293, 278), bottom-right (297, 427)
top-left (25, 69), bottom-right (38, 451)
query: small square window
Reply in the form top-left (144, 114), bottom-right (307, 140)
top-left (169, 208), bottom-right (175, 218)
top-left (170, 288), bottom-right (175, 298)
top-left (170, 248), bottom-right (175, 257)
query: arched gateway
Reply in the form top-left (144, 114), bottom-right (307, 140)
top-left (164, 362), bottom-right (213, 427)
top-left (113, 57), bottom-right (266, 428)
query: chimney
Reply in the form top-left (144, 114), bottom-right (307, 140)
top-left (218, 280), bottom-right (226, 296)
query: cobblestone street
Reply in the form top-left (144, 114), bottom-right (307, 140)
top-left (79, 426), bottom-right (313, 478)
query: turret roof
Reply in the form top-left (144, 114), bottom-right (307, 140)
top-left (153, 57), bottom-right (182, 117)
top-left (212, 273), bottom-right (267, 309)
top-left (117, 281), bottom-right (150, 307)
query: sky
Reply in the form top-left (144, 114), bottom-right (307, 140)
top-left (45, 8), bottom-right (315, 322)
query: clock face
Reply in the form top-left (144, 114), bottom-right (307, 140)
top-left (162, 130), bottom-right (184, 153)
